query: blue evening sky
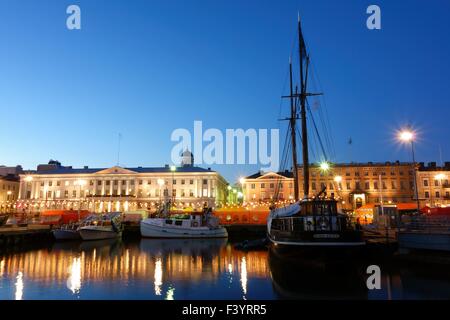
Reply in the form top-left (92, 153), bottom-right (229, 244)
top-left (0, 0), bottom-right (449, 183)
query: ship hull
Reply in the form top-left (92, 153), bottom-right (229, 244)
top-left (79, 226), bottom-right (121, 241)
top-left (52, 229), bottom-right (81, 241)
top-left (140, 220), bottom-right (228, 239)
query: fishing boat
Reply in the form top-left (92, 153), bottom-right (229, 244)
top-left (52, 223), bottom-right (81, 240)
top-left (52, 214), bottom-right (98, 241)
top-left (267, 15), bottom-right (365, 254)
top-left (140, 207), bottom-right (228, 239)
top-left (79, 212), bottom-right (123, 241)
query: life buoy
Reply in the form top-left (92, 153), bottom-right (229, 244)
top-left (192, 221), bottom-right (199, 227)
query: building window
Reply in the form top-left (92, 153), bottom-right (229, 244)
top-left (181, 179), bottom-right (185, 185)
top-left (97, 181), bottom-right (102, 186)
top-left (345, 172), bottom-right (350, 177)
top-left (312, 182), bottom-right (316, 190)
top-left (436, 191), bottom-right (440, 198)
top-left (423, 179), bottom-right (428, 187)
top-left (391, 181), bottom-right (396, 189)
top-left (365, 182), bottom-right (370, 190)
top-left (374, 182), bottom-right (378, 190)
top-left (163, 189), bottom-right (169, 196)
top-left (190, 180), bottom-right (194, 185)
top-left (57, 181), bottom-right (61, 187)
top-left (181, 190), bottom-right (186, 197)
top-left (364, 172), bottom-right (369, 176)
top-left (355, 182), bottom-right (360, 190)
top-left (355, 172), bottom-right (360, 177)
top-left (270, 183), bottom-right (274, 189)
top-left (391, 171), bottom-right (395, 176)
top-left (400, 171), bottom-right (404, 176)
top-left (400, 181), bottom-right (405, 190)
top-left (346, 182), bottom-right (350, 190)
top-left (435, 180), bottom-right (439, 187)
top-left (173, 180), bottom-right (177, 185)
top-left (41, 182), bottom-right (45, 187)
top-left (72, 190), bottom-right (77, 197)
top-left (446, 191), bottom-right (449, 198)
top-left (382, 182), bottom-right (387, 189)
top-left (329, 183), bottom-right (334, 190)
top-left (114, 180), bottom-right (118, 186)
top-left (172, 189), bottom-right (177, 197)
top-left (139, 180), bottom-right (143, 185)
top-left (203, 179), bottom-right (207, 185)
top-left (189, 190), bottom-right (194, 197)
top-left (251, 184), bottom-right (256, 189)
top-left (49, 181), bottom-right (53, 187)
top-left (261, 183), bottom-right (265, 189)
top-left (425, 191), bottom-right (430, 198)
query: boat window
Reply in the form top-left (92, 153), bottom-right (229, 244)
top-left (175, 220), bottom-right (183, 226)
top-left (165, 219), bottom-right (173, 224)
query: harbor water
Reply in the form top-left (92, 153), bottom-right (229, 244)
top-left (0, 239), bottom-right (449, 300)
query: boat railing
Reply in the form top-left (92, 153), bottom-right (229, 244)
top-left (400, 216), bottom-right (450, 234)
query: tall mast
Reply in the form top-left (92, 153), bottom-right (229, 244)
top-left (298, 15), bottom-right (310, 199)
top-left (289, 58), bottom-right (299, 201)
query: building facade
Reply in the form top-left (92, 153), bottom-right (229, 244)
top-left (242, 161), bottom-right (417, 211)
top-left (416, 162), bottom-right (450, 208)
top-left (17, 160), bottom-right (228, 213)
top-left (241, 171), bottom-right (295, 203)
top-left (0, 175), bottom-right (19, 213)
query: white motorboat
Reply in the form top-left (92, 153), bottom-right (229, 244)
top-left (52, 223), bottom-right (81, 240)
top-left (79, 212), bottom-right (123, 241)
top-left (140, 209), bottom-right (228, 239)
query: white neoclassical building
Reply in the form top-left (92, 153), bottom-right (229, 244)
top-left (17, 158), bottom-right (228, 213)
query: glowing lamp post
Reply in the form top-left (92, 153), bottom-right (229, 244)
top-left (398, 129), bottom-right (420, 212)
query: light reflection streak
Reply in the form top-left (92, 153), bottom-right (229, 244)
top-left (15, 271), bottom-right (23, 300)
top-left (165, 286), bottom-right (175, 300)
top-left (154, 258), bottom-right (163, 295)
top-left (67, 257), bottom-right (81, 294)
top-left (0, 259), bottom-right (4, 277)
top-left (240, 257), bottom-right (247, 297)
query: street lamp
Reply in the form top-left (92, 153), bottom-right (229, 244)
top-left (319, 161), bottom-right (330, 172)
top-left (398, 129), bottom-right (420, 213)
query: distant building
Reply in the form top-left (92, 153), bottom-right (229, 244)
top-left (17, 160), bottom-right (228, 213)
top-left (416, 162), bottom-right (450, 207)
top-left (0, 165), bottom-right (23, 177)
top-left (0, 175), bottom-right (19, 213)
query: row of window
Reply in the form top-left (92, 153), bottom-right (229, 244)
top-left (308, 170), bottom-right (413, 177)
top-left (26, 188), bottom-right (214, 199)
top-left (32, 179), bottom-right (209, 187)
top-left (424, 191), bottom-right (450, 199)
top-left (248, 180), bottom-right (414, 191)
top-left (423, 179), bottom-right (449, 187)
top-left (1, 184), bottom-right (16, 191)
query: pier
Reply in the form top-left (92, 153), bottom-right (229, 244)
top-left (0, 225), bottom-right (52, 247)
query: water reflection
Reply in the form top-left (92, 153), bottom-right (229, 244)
top-left (154, 258), bottom-right (163, 296)
top-left (1, 240), bottom-right (448, 299)
top-left (15, 271), bottom-right (23, 300)
top-left (67, 256), bottom-right (82, 295)
top-left (0, 239), bottom-right (271, 300)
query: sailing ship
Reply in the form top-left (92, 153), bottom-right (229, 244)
top-left (266, 16), bottom-right (365, 252)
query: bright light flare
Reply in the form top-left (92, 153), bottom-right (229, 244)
top-left (319, 161), bottom-right (330, 171)
top-left (398, 130), bottom-right (415, 143)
